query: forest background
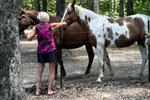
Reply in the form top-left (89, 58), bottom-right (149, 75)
top-left (19, 0), bottom-right (150, 18)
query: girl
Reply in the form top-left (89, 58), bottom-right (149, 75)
top-left (27, 11), bottom-right (67, 95)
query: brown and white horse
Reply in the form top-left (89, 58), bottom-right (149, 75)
top-left (61, 0), bottom-right (149, 82)
top-left (74, 15), bottom-right (114, 76)
top-left (18, 7), bottom-right (95, 78)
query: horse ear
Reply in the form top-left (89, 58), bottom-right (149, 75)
top-left (85, 15), bottom-right (87, 20)
top-left (88, 17), bottom-right (90, 22)
top-left (18, 6), bottom-right (24, 11)
top-left (71, 0), bottom-right (76, 7)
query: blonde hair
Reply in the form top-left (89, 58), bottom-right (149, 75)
top-left (37, 12), bottom-right (49, 21)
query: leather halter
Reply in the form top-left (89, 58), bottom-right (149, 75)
top-left (20, 13), bottom-right (37, 25)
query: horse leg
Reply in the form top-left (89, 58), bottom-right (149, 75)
top-left (138, 45), bottom-right (148, 76)
top-left (96, 42), bottom-right (105, 82)
top-left (54, 50), bottom-right (58, 79)
top-left (84, 43), bottom-right (94, 75)
top-left (104, 48), bottom-right (114, 76)
top-left (56, 48), bottom-right (66, 77)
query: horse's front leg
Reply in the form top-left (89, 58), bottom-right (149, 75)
top-left (96, 42), bottom-right (105, 82)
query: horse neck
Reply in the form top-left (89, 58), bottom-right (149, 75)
top-left (75, 5), bottom-right (100, 21)
top-left (26, 10), bottom-right (40, 25)
top-left (49, 15), bottom-right (62, 23)
top-left (77, 17), bottom-right (90, 32)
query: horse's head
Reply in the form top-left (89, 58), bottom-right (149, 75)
top-left (18, 7), bottom-right (39, 34)
top-left (61, 0), bottom-right (78, 30)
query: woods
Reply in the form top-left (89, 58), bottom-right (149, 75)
top-left (21, 0), bottom-right (150, 17)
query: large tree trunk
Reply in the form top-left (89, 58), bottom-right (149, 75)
top-left (56, 0), bottom-right (65, 17)
top-left (0, 0), bottom-right (25, 100)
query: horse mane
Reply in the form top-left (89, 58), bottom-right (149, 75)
top-left (73, 4), bottom-right (109, 20)
top-left (74, 4), bottom-right (100, 19)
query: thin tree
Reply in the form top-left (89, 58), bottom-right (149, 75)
top-left (93, 0), bottom-right (99, 14)
top-left (56, 0), bottom-right (65, 17)
top-left (18, 0), bottom-right (24, 8)
top-left (42, 0), bottom-right (47, 12)
top-left (126, 0), bottom-right (134, 15)
top-left (34, 0), bottom-right (40, 11)
top-left (0, 0), bottom-right (25, 99)
top-left (120, 0), bottom-right (124, 17)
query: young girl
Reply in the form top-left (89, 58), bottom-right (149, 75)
top-left (27, 11), bottom-right (67, 95)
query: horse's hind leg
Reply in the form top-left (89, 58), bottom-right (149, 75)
top-left (56, 49), bottom-right (66, 77)
top-left (104, 48), bottom-right (114, 76)
top-left (84, 43), bottom-right (94, 75)
top-left (138, 45), bottom-right (148, 76)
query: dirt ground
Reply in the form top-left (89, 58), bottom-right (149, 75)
top-left (20, 36), bottom-right (150, 100)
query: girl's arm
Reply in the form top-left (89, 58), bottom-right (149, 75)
top-left (51, 22), bottom-right (67, 30)
top-left (27, 26), bottom-right (36, 41)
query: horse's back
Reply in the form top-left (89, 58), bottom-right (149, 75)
top-left (129, 14), bottom-right (149, 32)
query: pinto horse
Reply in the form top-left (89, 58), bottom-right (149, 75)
top-left (61, 0), bottom-right (149, 82)
top-left (75, 15), bottom-right (114, 76)
top-left (18, 7), bottom-right (95, 78)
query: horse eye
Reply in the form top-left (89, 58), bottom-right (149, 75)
top-left (18, 17), bottom-right (21, 21)
top-left (68, 12), bottom-right (71, 15)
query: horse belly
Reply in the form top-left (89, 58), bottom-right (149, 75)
top-left (62, 35), bottom-right (89, 49)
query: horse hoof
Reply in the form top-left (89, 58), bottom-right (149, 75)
top-left (62, 73), bottom-right (66, 78)
top-left (96, 78), bottom-right (103, 83)
top-left (84, 71), bottom-right (90, 75)
top-left (138, 73), bottom-right (143, 78)
top-left (82, 73), bottom-right (90, 77)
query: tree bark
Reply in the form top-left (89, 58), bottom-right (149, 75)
top-left (34, 0), bottom-right (40, 11)
top-left (112, 0), bottom-right (117, 13)
top-left (17, 0), bottom-right (24, 8)
top-left (56, 0), bottom-right (65, 17)
top-left (0, 0), bottom-right (25, 100)
top-left (93, 0), bottom-right (99, 14)
top-left (127, 0), bottom-right (134, 16)
top-left (42, 0), bottom-right (47, 12)
top-left (119, 0), bottom-right (124, 17)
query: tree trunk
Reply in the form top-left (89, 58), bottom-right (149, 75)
top-left (0, 0), bottom-right (25, 100)
top-left (17, 0), bottom-right (24, 8)
top-left (56, 0), bottom-right (65, 17)
top-left (34, 0), bottom-right (40, 11)
top-left (119, 0), bottom-right (124, 17)
top-left (112, 0), bottom-right (117, 13)
top-left (80, 0), bottom-right (83, 6)
top-left (127, 0), bottom-right (134, 16)
top-left (93, 0), bottom-right (99, 14)
top-left (42, 0), bottom-right (47, 12)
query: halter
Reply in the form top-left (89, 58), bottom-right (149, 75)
top-left (20, 13), bottom-right (37, 25)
